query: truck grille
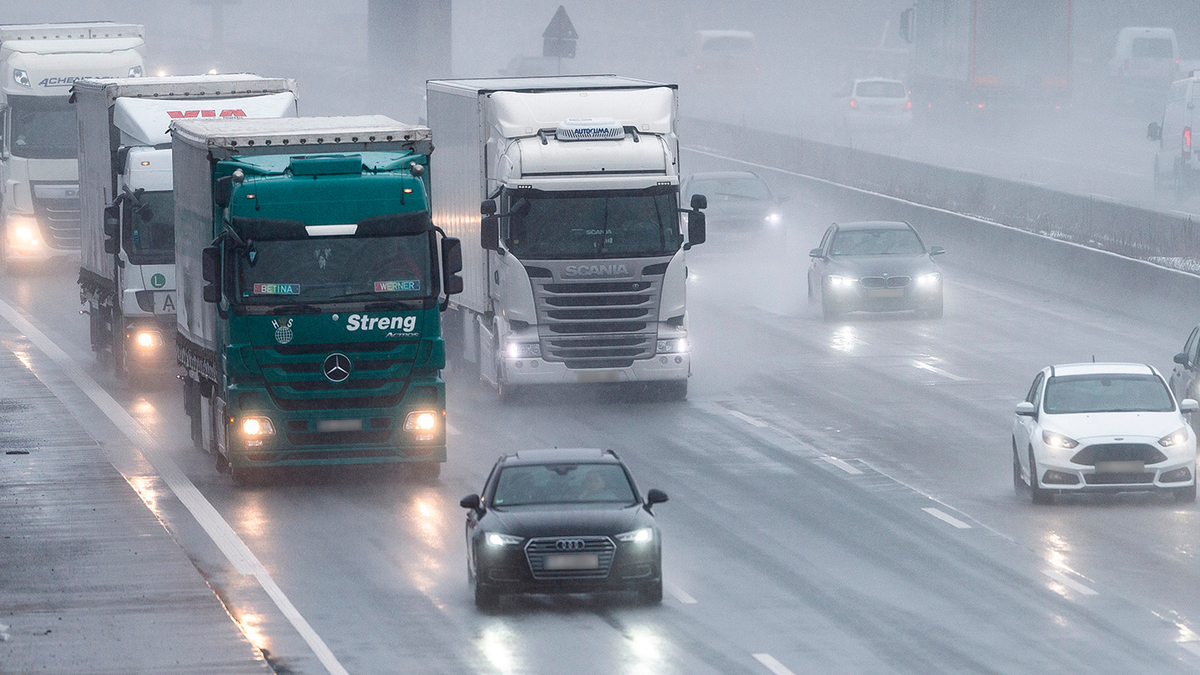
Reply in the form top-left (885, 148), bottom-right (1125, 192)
top-left (532, 276), bottom-right (662, 369)
top-left (524, 536), bottom-right (615, 580)
top-left (253, 339), bottom-right (421, 411)
top-left (1070, 443), bottom-right (1168, 466)
top-left (31, 183), bottom-right (81, 250)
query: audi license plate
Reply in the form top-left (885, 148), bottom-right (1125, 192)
top-left (867, 289), bottom-right (904, 298)
top-left (544, 553), bottom-right (599, 570)
top-left (577, 370), bottom-right (620, 383)
top-left (1095, 460), bottom-right (1144, 474)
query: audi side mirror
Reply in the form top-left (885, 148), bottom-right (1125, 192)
top-left (1014, 401), bottom-right (1037, 417)
top-left (646, 489), bottom-right (668, 505)
top-left (459, 493), bottom-right (484, 515)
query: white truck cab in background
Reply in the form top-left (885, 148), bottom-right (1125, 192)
top-left (72, 75), bottom-right (297, 378)
top-left (427, 76), bottom-right (706, 400)
top-left (1148, 73), bottom-right (1200, 200)
top-left (0, 22), bottom-right (145, 271)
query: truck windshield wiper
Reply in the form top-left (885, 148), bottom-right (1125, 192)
top-left (262, 298), bottom-right (321, 314)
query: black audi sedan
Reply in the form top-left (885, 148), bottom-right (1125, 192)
top-left (807, 220), bottom-right (945, 321)
top-left (459, 448), bottom-right (668, 609)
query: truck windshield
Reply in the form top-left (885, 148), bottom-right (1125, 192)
top-left (8, 95), bottom-right (78, 159)
top-left (125, 191), bottom-right (175, 265)
top-left (237, 233), bottom-right (433, 305)
top-left (504, 187), bottom-right (682, 260)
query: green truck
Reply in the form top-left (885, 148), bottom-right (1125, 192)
top-left (171, 116), bottom-right (462, 482)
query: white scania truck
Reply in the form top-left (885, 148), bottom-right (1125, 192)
top-left (0, 22), bottom-right (145, 270)
top-left (73, 74), bottom-right (298, 378)
top-left (426, 76), bottom-right (706, 399)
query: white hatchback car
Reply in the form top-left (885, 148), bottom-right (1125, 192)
top-left (1012, 363), bottom-right (1198, 504)
top-left (841, 78), bottom-right (912, 131)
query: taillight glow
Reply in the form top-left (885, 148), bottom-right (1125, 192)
top-left (849, 98), bottom-right (857, 109)
top-left (1185, 127), bottom-right (1192, 160)
top-left (905, 100), bottom-right (912, 110)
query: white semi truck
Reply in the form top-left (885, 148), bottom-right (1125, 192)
top-left (426, 76), bottom-right (706, 400)
top-left (0, 22), bottom-right (145, 270)
top-left (73, 75), bottom-right (297, 378)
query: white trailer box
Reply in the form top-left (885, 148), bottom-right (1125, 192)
top-left (426, 76), bottom-right (702, 398)
top-left (171, 116), bottom-right (433, 356)
top-left (73, 74), bottom-right (297, 377)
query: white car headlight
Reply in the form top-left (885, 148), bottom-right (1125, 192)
top-left (827, 275), bottom-right (856, 289)
top-left (1159, 427), bottom-right (1189, 447)
top-left (1042, 430), bottom-right (1078, 449)
top-left (915, 272), bottom-right (941, 286)
top-left (485, 532), bottom-right (523, 547)
top-left (506, 341), bottom-right (541, 358)
top-left (616, 527), bottom-right (653, 543)
top-left (656, 338), bottom-right (689, 354)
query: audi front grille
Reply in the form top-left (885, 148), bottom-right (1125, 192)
top-left (524, 536), bottom-right (616, 580)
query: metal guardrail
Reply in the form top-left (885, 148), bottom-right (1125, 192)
top-left (684, 118), bottom-right (1200, 270)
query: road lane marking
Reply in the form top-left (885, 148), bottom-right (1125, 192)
top-left (922, 507), bottom-right (971, 529)
top-left (0, 300), bottom-right (350, 675)
top-left (823, 457), bottom-right (863, 475)
top-left (667, 584), bottom-right (697, 604)
top-left (1042, 569), bottom-right (1098, 596)
top-left (911, 359), bottom-right (969, 381)
top-left (753, 653), bottom-right (798, 675)
top-left (729, 410), bottom-right (769, 428)
top-left (447, 423), bottom-right (462, 436)
top-left (1180, 642), bottom-right (1200, 659)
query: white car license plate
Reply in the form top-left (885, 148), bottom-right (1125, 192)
top-left (1095, 460), bottom-right (1144, 473)
top-left (317, 419), bottom-right (363, 432)
top-left (545, 553), bottom-right (599, 570)
top-left (577, 370), bottom-right (620, 383)
top-left (867, 289), bottom-right (903, 298)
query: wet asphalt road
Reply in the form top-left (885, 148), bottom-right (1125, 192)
top-left (3, 149), bottom-right (1200, 674)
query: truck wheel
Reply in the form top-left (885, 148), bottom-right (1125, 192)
top-left (111, 315), bottom-right (127, 380)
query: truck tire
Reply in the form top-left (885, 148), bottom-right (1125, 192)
top-left (111, 312), bottom-right (127, 379)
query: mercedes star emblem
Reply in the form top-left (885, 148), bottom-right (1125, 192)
top-left (323, 352), bottom-right (352, 383)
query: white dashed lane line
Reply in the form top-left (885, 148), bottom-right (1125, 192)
top-left (911, 359), bottom-right (970, 381)
top-left (1180, 643), bottom-right (1200, 659)
top-left (728, 410), bottom-right (769, 428)
top-left (822, 457), bottom-right (863, 475)
top-left (666, 583), bottom-right (697, 605)
top-left (1042, 569), bottom-right (1099, 596)
top-left (753, 653), bottom-right (798, 675)
top-left (922, 507), bottom-right (972, 529)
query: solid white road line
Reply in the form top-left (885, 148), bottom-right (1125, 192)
top-left (0, 300), bottom-right (350, 675)
top-left (911, 359), bottom-right (970, 382)
top-left (922, 507), bottom-right (971, 529)
top-left (446, 423), bottom-right (462, 436)
top-left (728, 410), bottom-right (769, 428)
top-left (1180, 642), bottom-right (1200, 659)
top-left (1042, 569), bottom-right (1099, 596)
top-left (822, 457), bottom-right (863, 475)
top-left (753, 653), bottom-right (798, 675)
top-left (666, 584), bottom-right (698, 605)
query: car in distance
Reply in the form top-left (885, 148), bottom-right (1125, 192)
top-left (682, 171), bottom-right (785, 246)
top-left (1012, 363), bottom-right (1199, 504)
top-left (459, 448), bottom-right (668, 609)
top-left (807, 220), bottom-right (944, 321)
top-left (839, 78), bottom-right (913, 132)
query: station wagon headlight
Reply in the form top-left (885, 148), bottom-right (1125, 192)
top-left (656, 338), bottom-right (689, 354)
top-left (1042, 431), bottom-right (1078, 449)
top-left (1159, 427), bottom-right (1189, 447)
top-left (617, 527), bottom-right (654, 543)
top-left (827, 275), bottom-right (856, 289)
top-left (506, 341), bottom-right (541, 358)
top-left (486, 532), bottom-right (523, 547)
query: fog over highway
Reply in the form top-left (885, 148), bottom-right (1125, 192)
top-left (3, 2), bottom-right (1200, 674)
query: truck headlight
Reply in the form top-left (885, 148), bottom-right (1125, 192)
top-left (241, 417), bottom-right (276, 437)
top-left (616, 527), bottom-right (653, 543)
top-left (506, 341), bottom-right (541, 358)
top-left (133, 330), bottom-right (163, 348)
top-left (656, 338), bottom-right (689, 354)
top-left (13, 68), bottom-right (30, 87)
top-left (403, 410), bottom-right (440, 440)
top-left (8, 216), bottom-right (39, 246)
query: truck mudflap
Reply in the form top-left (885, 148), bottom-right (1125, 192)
top-left (177, 334), bottom-right (219, 384)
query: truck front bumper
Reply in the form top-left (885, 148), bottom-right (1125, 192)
top-left (501, 353), bottom-right (690, 386)
top-left (4, 215), bottom-right (79, 263)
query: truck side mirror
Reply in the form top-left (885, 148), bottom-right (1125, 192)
top-left (511, 198), bottom-right (531, 217)
top-left (480, 215), bottom-right (499, 252)
top-left (1147, 122), bottom-right (1162, 141)
top-left (686, 210), bottom-right (706, 248)
top-left (103, 204), bottom-right (121, 254)
top-left (442, 236), bottom-right (464, 295)
top-left (690, 193), bottom-right (707, 210)
top-left (214, 176), bottom-right (233, 209)
top-left (201, 245), bottom-right (222, 303)
top-left (899, 7), bottom-right (914, 43)
top-left (480, 199), bottom-right (497, 216)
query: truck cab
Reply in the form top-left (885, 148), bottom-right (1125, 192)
top-left (1, 22), bottom-right (144, 270)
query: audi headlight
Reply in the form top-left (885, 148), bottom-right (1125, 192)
top-left (827, 275), bottom-right (856, 289)
top-left (1159, 427), bottom-right (1189, 447)
top-left (616, 527), bottom-right (654, 543)
top-left (1042, 431), bottom-right (1078, 449)
top-left (128, 65), bottom-right (143, 78)
top-left (486, 532), bottom-right (523, 547)
top-left (241, 416), bottom-right (276, 436)
top-left (916, 272), bottom-right (941, 286)
top-left (656, 338), bottom-right (689, 354)
top-left (506, 341), bottom-right (541, 358)
top-left (13, 68), bottom-right (30, 87)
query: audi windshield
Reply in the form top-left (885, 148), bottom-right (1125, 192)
top-left (492, 463), bottom-right (637, 508)
top-left (503, 186), bottom-right (683, 260)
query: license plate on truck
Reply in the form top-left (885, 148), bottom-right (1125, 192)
top-left (544, 553), bottom-right (599, 570)
top-left (577, 370), bottom-right (620, 383)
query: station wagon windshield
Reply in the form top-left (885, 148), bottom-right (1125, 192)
top-left (492, 463), bottom-right (637, 507)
